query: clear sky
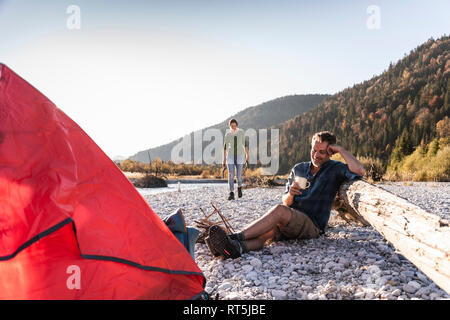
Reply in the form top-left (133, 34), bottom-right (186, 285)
top-left (1, 0), bottom-right (449, 158)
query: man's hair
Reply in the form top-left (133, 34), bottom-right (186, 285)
top-left (229, 118), bottom-right (238, 126)
top-left (312, 131), bottom-right (336, 145)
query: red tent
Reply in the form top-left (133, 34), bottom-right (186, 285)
top-left (0, 64), bottom-right (206, 299)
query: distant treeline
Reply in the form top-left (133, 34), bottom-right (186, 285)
top-left (116, 158), bottom-right (262, 178)
top-left (117, 133), bottom-right (449, 182)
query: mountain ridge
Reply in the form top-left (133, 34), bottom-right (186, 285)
top-left (274, 35), bottom-right (449, 173)
top-left (130, 94), bottom-right (329, 162)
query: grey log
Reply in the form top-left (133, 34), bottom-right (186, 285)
top-left (338, 180), bottom-right (450, 294)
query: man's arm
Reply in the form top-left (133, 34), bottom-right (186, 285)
top-left (328, 145), bottom-right (366, 176)
top-left (282, 183), bottom-right (301, 206)
top-left (282, 191), bottom-right (295, 207)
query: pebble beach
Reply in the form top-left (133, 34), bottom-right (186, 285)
top-left (142, 182), bottom-right (450, 300)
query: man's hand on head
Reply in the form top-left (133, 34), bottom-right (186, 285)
top-left (327, 144), bottom-right (341, 156)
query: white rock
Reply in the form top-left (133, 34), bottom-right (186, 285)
top-left (271, 289), bottom-right (287, 299)
top-left (281, 253), bottom-right (291, 260)
top-left (242, 265), bottom-right (254, 273)
top-left (281, 284), bottom-right (291, 291)
top-left (375, 277), bottom-right (388, 286)
top-left (415, 287), bottom-right (430, 296)
top-left (367, 265), bottom-right (381, 275)
top-left (401, 270), bottom-right (415, 278)
top-left (416, 272), bottom-right (430, 283)
top-left (302, 285), bottom-right (312, 292)
top-left (224, 292), bottom-right (241, 300)
top-left (403, 281), bottom-right (421, 294)
top-left (391, 289), bottom-right (401, 296)
top-left (334, 263), bottom-right (345, 271)
top-left (270, 247), bottom-right (285, 255)
top-left (404, 281), bottom-right (422, 293)
top-left (365, 292), bottom-right (375, 299)
top-left (303, 280), bottom-right (313, 286)
top-left (323, 283), bottom-right (337, 294)
top-left (307, 293), bottom-right (319, 300)
top-left (225, 263), bottom-right (235, 272)
top-left (338, 258), bottom-right (350, 267)
top-left (218, 282), bottom-right (233, 291)
top-left (388, 254), bottom-right (401, 264)
top-left (357, 249), bottom-right (366, 257)
top-left (246, 271), bottom-right (258, 281)
top-left (249, 258), bottom-right (262, 268)
top-left (429, 292), bottom-right (440, 299)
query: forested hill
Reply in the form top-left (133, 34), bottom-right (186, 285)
top-left (130, 94), bottom-right (328, 162)
top-left (276, 35), bottom-right (450, 174)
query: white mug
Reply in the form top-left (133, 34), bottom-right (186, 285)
top-left (295, 176), bottom-right (310, 189)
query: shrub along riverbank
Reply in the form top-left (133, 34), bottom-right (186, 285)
top-left (384, 137), bottom-right (449, 181)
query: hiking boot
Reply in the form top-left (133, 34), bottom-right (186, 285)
top-left (207, 225), bottom-right (242, 259)
top-left (229, 232), bottom-right (245, 242)
top-left (204, 235), bottom-right (221, 257)
top-left (227, 192), bottom-right (235, 200)
top-left (237, 187), bottom-right (242, 198)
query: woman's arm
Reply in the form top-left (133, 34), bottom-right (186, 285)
top-left (245, 146), bottom-right (249, 164)
top-left (223, 133), bottom-right (229, 167)
top-left (223, 148), bottom-right (227, 167)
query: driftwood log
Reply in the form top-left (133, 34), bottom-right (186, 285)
top-left (338, 180), bottom-right (450, 294)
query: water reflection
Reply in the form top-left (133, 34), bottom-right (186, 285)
top-left (136, 183), bottom-right (226, 196)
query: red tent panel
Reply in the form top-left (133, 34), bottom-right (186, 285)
top-left (0, 64), bottom-right (205, 299)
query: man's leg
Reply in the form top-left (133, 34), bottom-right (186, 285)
top-left (229, 204), bottom-right (292, 252)
top-left (207, 204), bottom-right (293, 258)
top-left (242, 204), bottom-right (292, 240)
top-left (244, 228), bottom-right (276, 251)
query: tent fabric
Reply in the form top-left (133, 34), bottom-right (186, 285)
top-left (0, 64), bottom-right (206, 299)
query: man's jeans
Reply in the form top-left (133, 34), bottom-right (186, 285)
top-left (227, 154), bottom-right (245, 192)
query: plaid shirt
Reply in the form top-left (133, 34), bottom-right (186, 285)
top-left (284, 160), bottom-right (362, 231)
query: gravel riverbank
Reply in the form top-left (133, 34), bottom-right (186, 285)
top-left (143, 183), bottom-right (449, 300)
top-left (377, 182), bottom-right (450, 220)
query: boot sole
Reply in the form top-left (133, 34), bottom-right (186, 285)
top-left (204, 236), bottom-right (221, 257)
top-left (208, 226), bottom-right (241, 259)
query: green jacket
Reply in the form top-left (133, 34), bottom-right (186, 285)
top-left (223, 129), bottom-right (246, 156)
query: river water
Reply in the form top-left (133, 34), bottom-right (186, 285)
top-left (136, 182), bottom-right (227, 196)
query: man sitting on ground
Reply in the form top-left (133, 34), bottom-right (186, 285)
top-left (205, 131), bottom-right (366, 259)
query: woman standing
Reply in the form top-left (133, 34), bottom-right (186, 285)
top-left (223, 118), bottom-right (249, 200)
